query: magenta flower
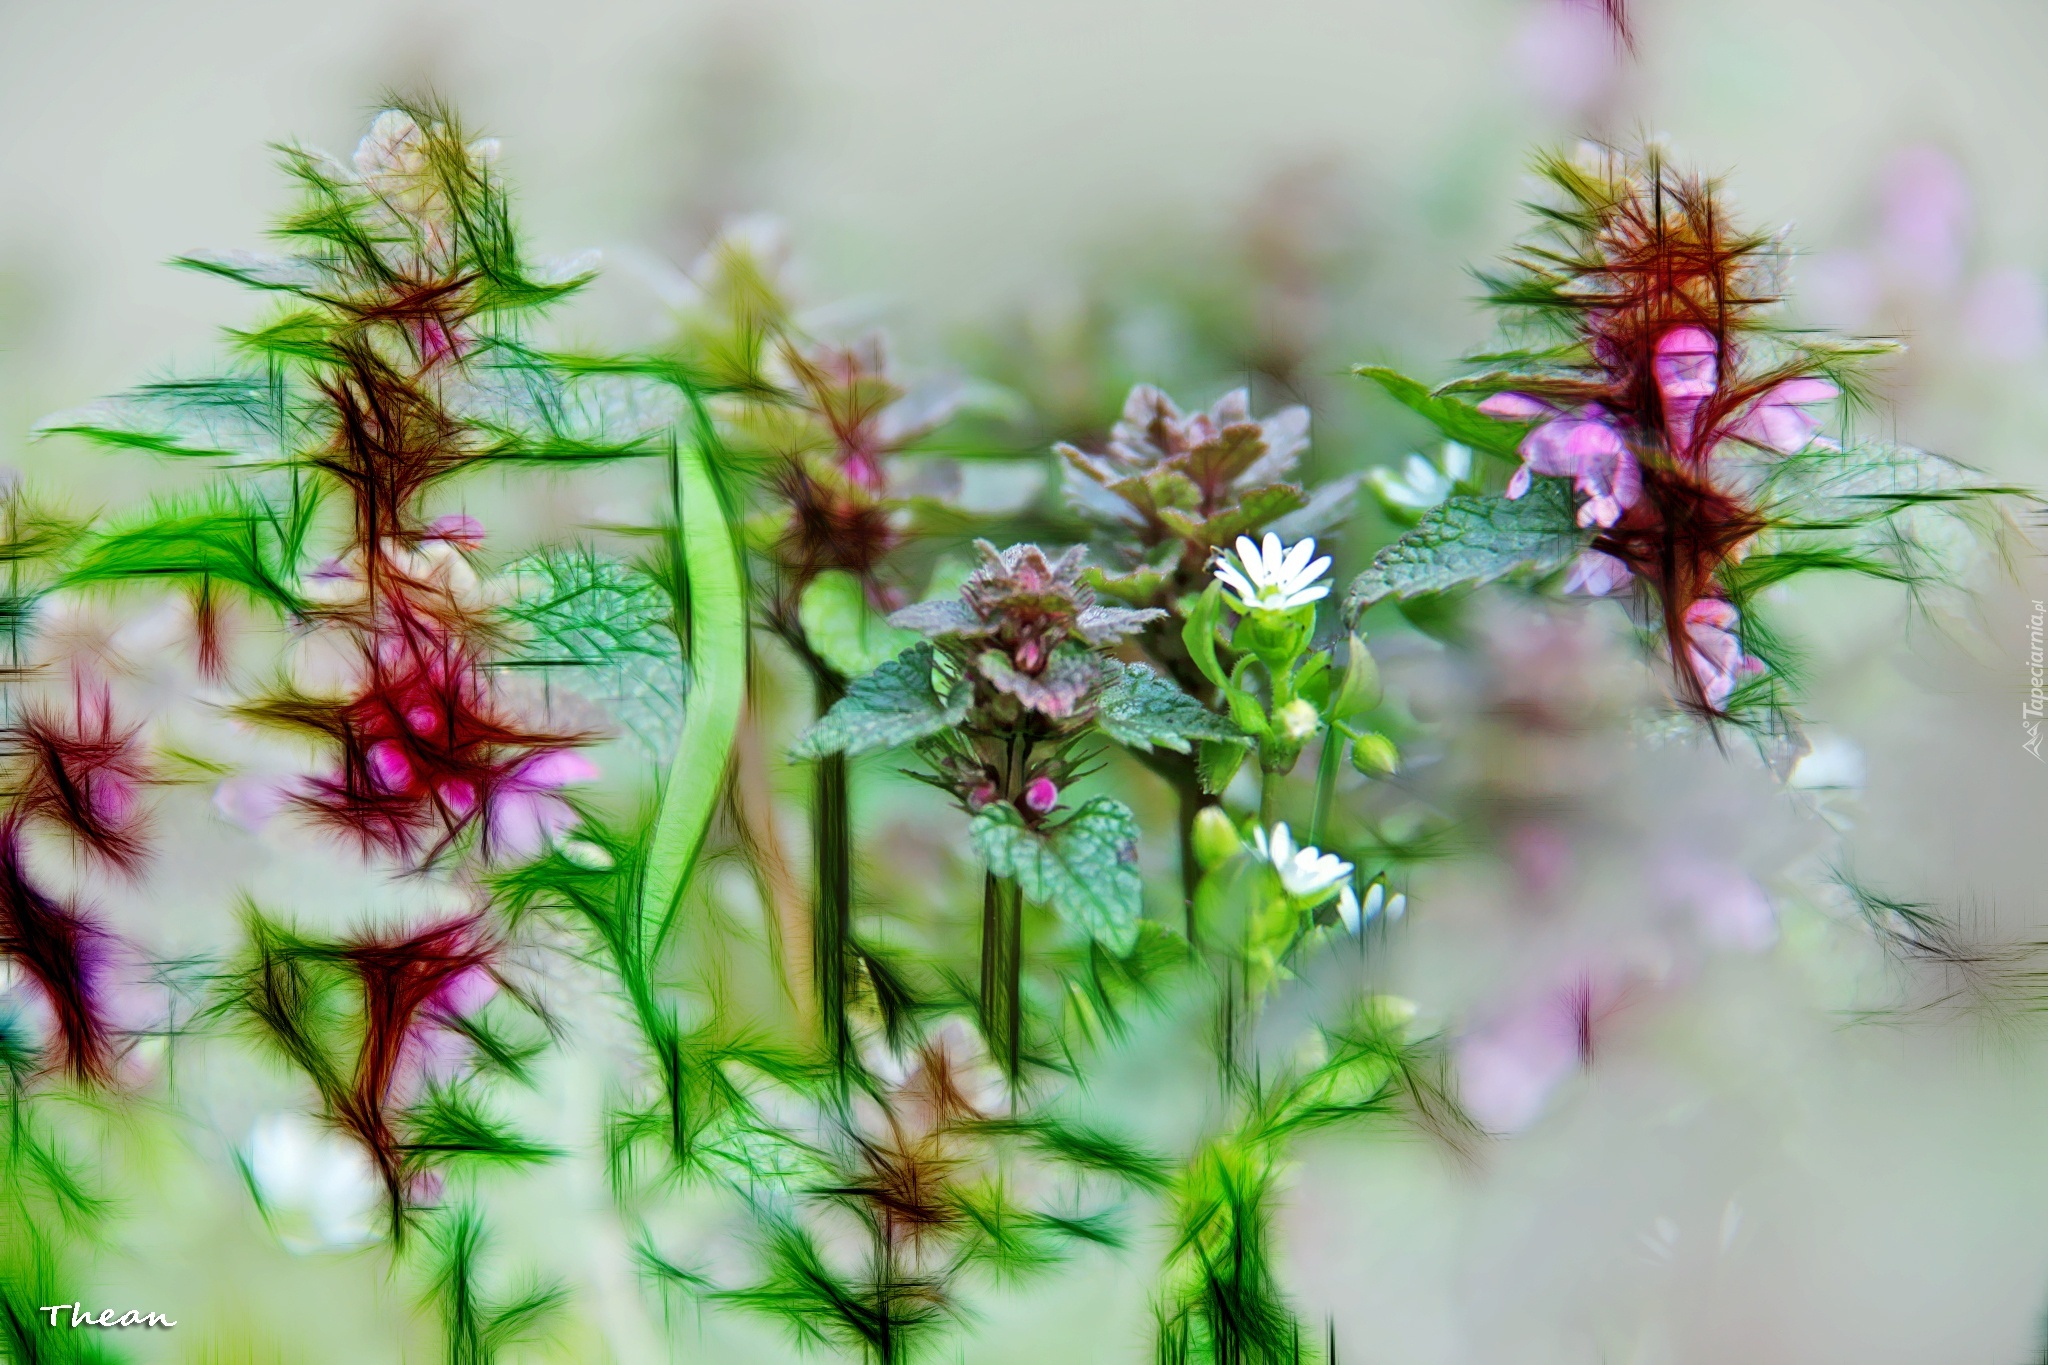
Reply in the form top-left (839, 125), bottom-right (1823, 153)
top-left (425, 514), bottom-right (486, 550)
top-left (1480, 393), bottom-right (1641, 528)
top-left (1561, 549), bottom-right (1632, 597)
top-left (1728, 377), bottom-right (1839, 455)
top-left (1021, 776), bottom-right (1059, 815)
top-left (1652, 325), bottom-right (1719, 453)
top-left (484, 749), bottom-right (598, 862)
top-left (1681, 599), bottom-right (1764, 706)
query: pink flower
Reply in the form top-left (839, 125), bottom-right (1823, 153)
top-left (1561, 549), bottom-right (1631, 596)
top-left (367, 742), bottom-right (413, 793)
top-left (1455, 971), bottom-right (1629, 1133)
top-left (1728, 378), bottom-right (1838, 454)
top-left (426, 514), bottom-right (486, 549)
top-left (1455, 994), bottom-right (1582, 1134)
top-left (1482, 393), bottom-right (1641, 528)
top-left (1681, 599), bottom-right (1765, 706)
top-left (212, 774), bottom-right (309, 832)
top-left (1021, 776), bottom-right (1059, 815)
top-left (1656, 849), bottom-right (1776, 952)
top-left (1652, 326), bottom-right (1719, 453)
top-left (485, 749), bottom-right (598, 861)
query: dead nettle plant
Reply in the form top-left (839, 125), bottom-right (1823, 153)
top-left (627, 1012), bottom-right (1171, 1365)
top-left (0, 484), bottom-right (173, 1364)
top-left (33, 100), bottom-right (706, 1348)
top-left (793, 537), bottom-right (1245, 1082)
top-left (1057, 387), bottom-right (1373, 913)
top-left (1347, 141), bottom-right (2025, 746)
top-left (570, 224), bottom-right (988, 1075)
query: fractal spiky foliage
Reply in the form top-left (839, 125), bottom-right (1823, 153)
top-left (0, 87), bottom-right (2032, 1365)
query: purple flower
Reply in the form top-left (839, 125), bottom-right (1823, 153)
top-left (485, 749), bottom-right (598, 862)
top-left (1681, 599), bottom-right (1764, 706)
top-left (1652, 325), bottom-right (1719, 452)
top-left (1728, 378), bottom-right (1839, 455)
top-left (1021, 776), bottom-right (1059, 815)
top-left (1482, 393), bottom-right (1642, 528)
top-left (1561, 549), bottom-right (1632, 597)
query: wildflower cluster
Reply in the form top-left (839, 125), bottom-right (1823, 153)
top-left (11, 95), bottom-right (2026, 1365)
top-left (1349, 143), bottom-right (2019, 728)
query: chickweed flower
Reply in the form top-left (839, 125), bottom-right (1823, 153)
top-left (1252, 822), bottom-right (1361, 930)
top-left (1213, 534), bottom-right (1333, 615)
top-left (1368, 442), bottom-right (1471, 519)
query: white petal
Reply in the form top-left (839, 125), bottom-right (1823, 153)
top-left (1338, 886), bottom-right (1362, 934)
top-left (1291, 554), bottom-right (1333, 592)
top-left (1279, 536), bottom-right (1318, 581)
top-left (1234, 536), bottom-right (1264, 579)
top-left (1214, 562), bottom-right (1259, 602)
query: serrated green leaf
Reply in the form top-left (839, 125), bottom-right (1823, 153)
top-left (972, 798), bottom-right (1143, 953)
top-left (1354, 365), bottom-right (1529, 463)
top-left (1095, 660), bottom-right (1241, 753)
top-left (791, 644), bottom-right (969, 759)
top-left (1343, 480), bottom-right (1586, 621)
top-left (798, 570), bottom-right (922, 679)
top-left (499, 547), bottom-right (684, 758)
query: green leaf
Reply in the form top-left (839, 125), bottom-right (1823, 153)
top-left (61, 481), bottom-right (314, 612)
top-left (499, 547), bottom-right (684, 758)
top-left (972, 797), bottom-right (1144, 953)
top-left (640, 438), bottom-right (747, 963)
top-left (1343, 480), bottom-right (1587, 621)
top-left (797, 570), bottom-right (921, 678)
top-left (791, 644), bottom-right (970, 759)
top-left (36, 371), bottom-right (297, 463)
top-left (1095, 660), bottom-right (1242, 753)
top-left (1354, 365), bottom-right (1530, 463)
top-left (1197, 739), bottom-right (1249, 795)
top-left (1181, 582), bottom-right (1232, 692)
top-left (1325, 633), bottom-right (1383, 723)
top-left (401, 1084), bottom-right (563, 1168)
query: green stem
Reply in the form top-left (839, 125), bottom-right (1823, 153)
top-left (1258, 766), bottom-right (1281, 831)
top-left (812, 709), bottom-right (852, 1071)
top-left (980, 729), bottom-right (1031, 1081)
top-left (979, 872), bottom-right (1025, 1084)
top-left (1308, 726), bottom-right (1341, 849)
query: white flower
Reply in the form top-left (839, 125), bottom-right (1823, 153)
top-left (246, 1113), bottom-right (381, 1254)
top-left (1252, 821), bottom-right (1357, 918)
top-left (1213, 534), bottom-right (1333, 614)
top-left (1368, 442), bottom-right (1471, 515)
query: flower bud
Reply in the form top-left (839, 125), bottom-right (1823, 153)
top-left (967, 782), bottom-right (998, 812)
top-left (1350, 732), bottom-right (1399, 776)
top-left (1190, 805), bottom-right (1243, 871)
top-left (1021, 776), bottom-right (1059, 814)
top-left (1275, 698), bottom-right (1319, 745)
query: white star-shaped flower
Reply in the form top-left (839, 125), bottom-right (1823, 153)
top-left (1213, 534), bottom-right (1333, 614)
top-left (1252, 822), bottom-right (1361, 931)
top-left (1368, 442), bottom-right (1471, 515)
